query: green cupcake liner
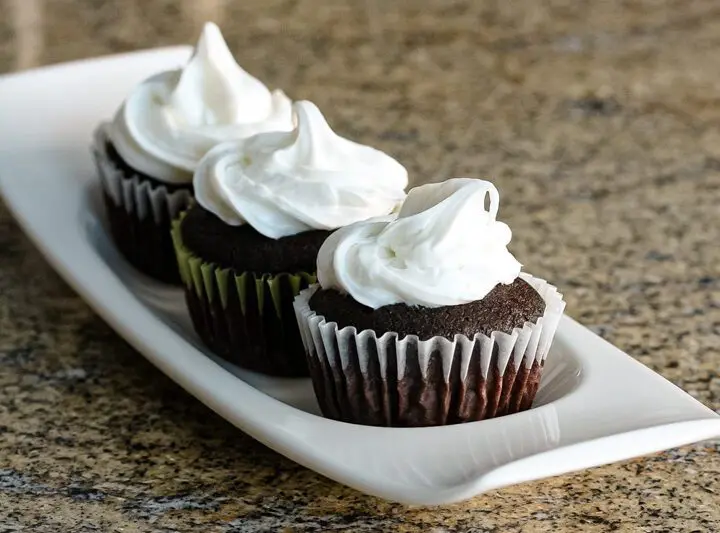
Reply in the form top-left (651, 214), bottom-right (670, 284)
top-left (171, 215), bottom-right (316, 377)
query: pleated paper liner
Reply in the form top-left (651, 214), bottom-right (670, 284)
top-left (93, 124), bottom-right (193, 284)
top-left (171, 215), bottom-right (316, 377)
top-left (294, 274), bottom-right (565, 427)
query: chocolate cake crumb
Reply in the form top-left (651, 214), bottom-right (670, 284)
top-left (309, 278), bottom-right (545, 340)
top-left (180, 203), bottom-right (330, 274)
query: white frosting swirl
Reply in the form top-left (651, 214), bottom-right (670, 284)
top-left (193, 100), bottom-right (408, 239)
top-left (108, 22), bottom-right (294, 184)
top-left (317, 178), bottom-right (522, 309)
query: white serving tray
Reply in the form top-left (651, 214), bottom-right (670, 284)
top-left (1, 47), bottom-right (718, 506)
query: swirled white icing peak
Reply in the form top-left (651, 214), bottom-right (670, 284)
top-left (108, 22), bottom-right (294, 184)
top-left (317, 178), bottom-right (522, 308)
top-left (193, 100), bottom-right (408, 239)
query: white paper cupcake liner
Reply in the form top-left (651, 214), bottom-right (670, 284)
top-left (293, 274), bottom-right (565, 427)
top-left (92, 123), bottom-right (193, 283)
top-left (92, 124), bottom-right (192, 225)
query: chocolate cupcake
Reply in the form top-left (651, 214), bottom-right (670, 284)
top-left (93, 22), bottom-right (293, 283)
top-left (294, 178), bottom-right (565, 426)
top-left (173, 100), bottom-right (408, 376)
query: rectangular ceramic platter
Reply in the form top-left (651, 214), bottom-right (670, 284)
top-left (1, 47), bottom-right (718, 506)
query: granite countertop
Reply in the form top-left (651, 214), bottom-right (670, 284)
top-left (1, 1), bottom-right (719, 531)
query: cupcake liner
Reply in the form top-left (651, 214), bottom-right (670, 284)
top-left (294, 274), bottom-right (565, 427)
top-left (92, 124), bottom-right (193, 283)
top-left (172, 216), bottom-right (316, 376)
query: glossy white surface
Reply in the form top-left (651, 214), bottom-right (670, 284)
top-left (1, 47), bottom-right (719, 505)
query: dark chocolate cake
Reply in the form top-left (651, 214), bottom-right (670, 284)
top-left (175, 204), bottom-right (329, 377)
top-left (98, 140), bottom-right (193, 284)
top-left (301, 278), bottom-right (549, 426)
top-left (180, 203), bottom-right (330, 274)
top-left (308, 278), bottom-right (545, 340)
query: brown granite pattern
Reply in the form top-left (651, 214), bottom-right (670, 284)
top-left (1, 0), bottom-right (719, 531)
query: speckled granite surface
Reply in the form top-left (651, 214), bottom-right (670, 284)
top-left (1, 1), bottom-right (719, 531)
